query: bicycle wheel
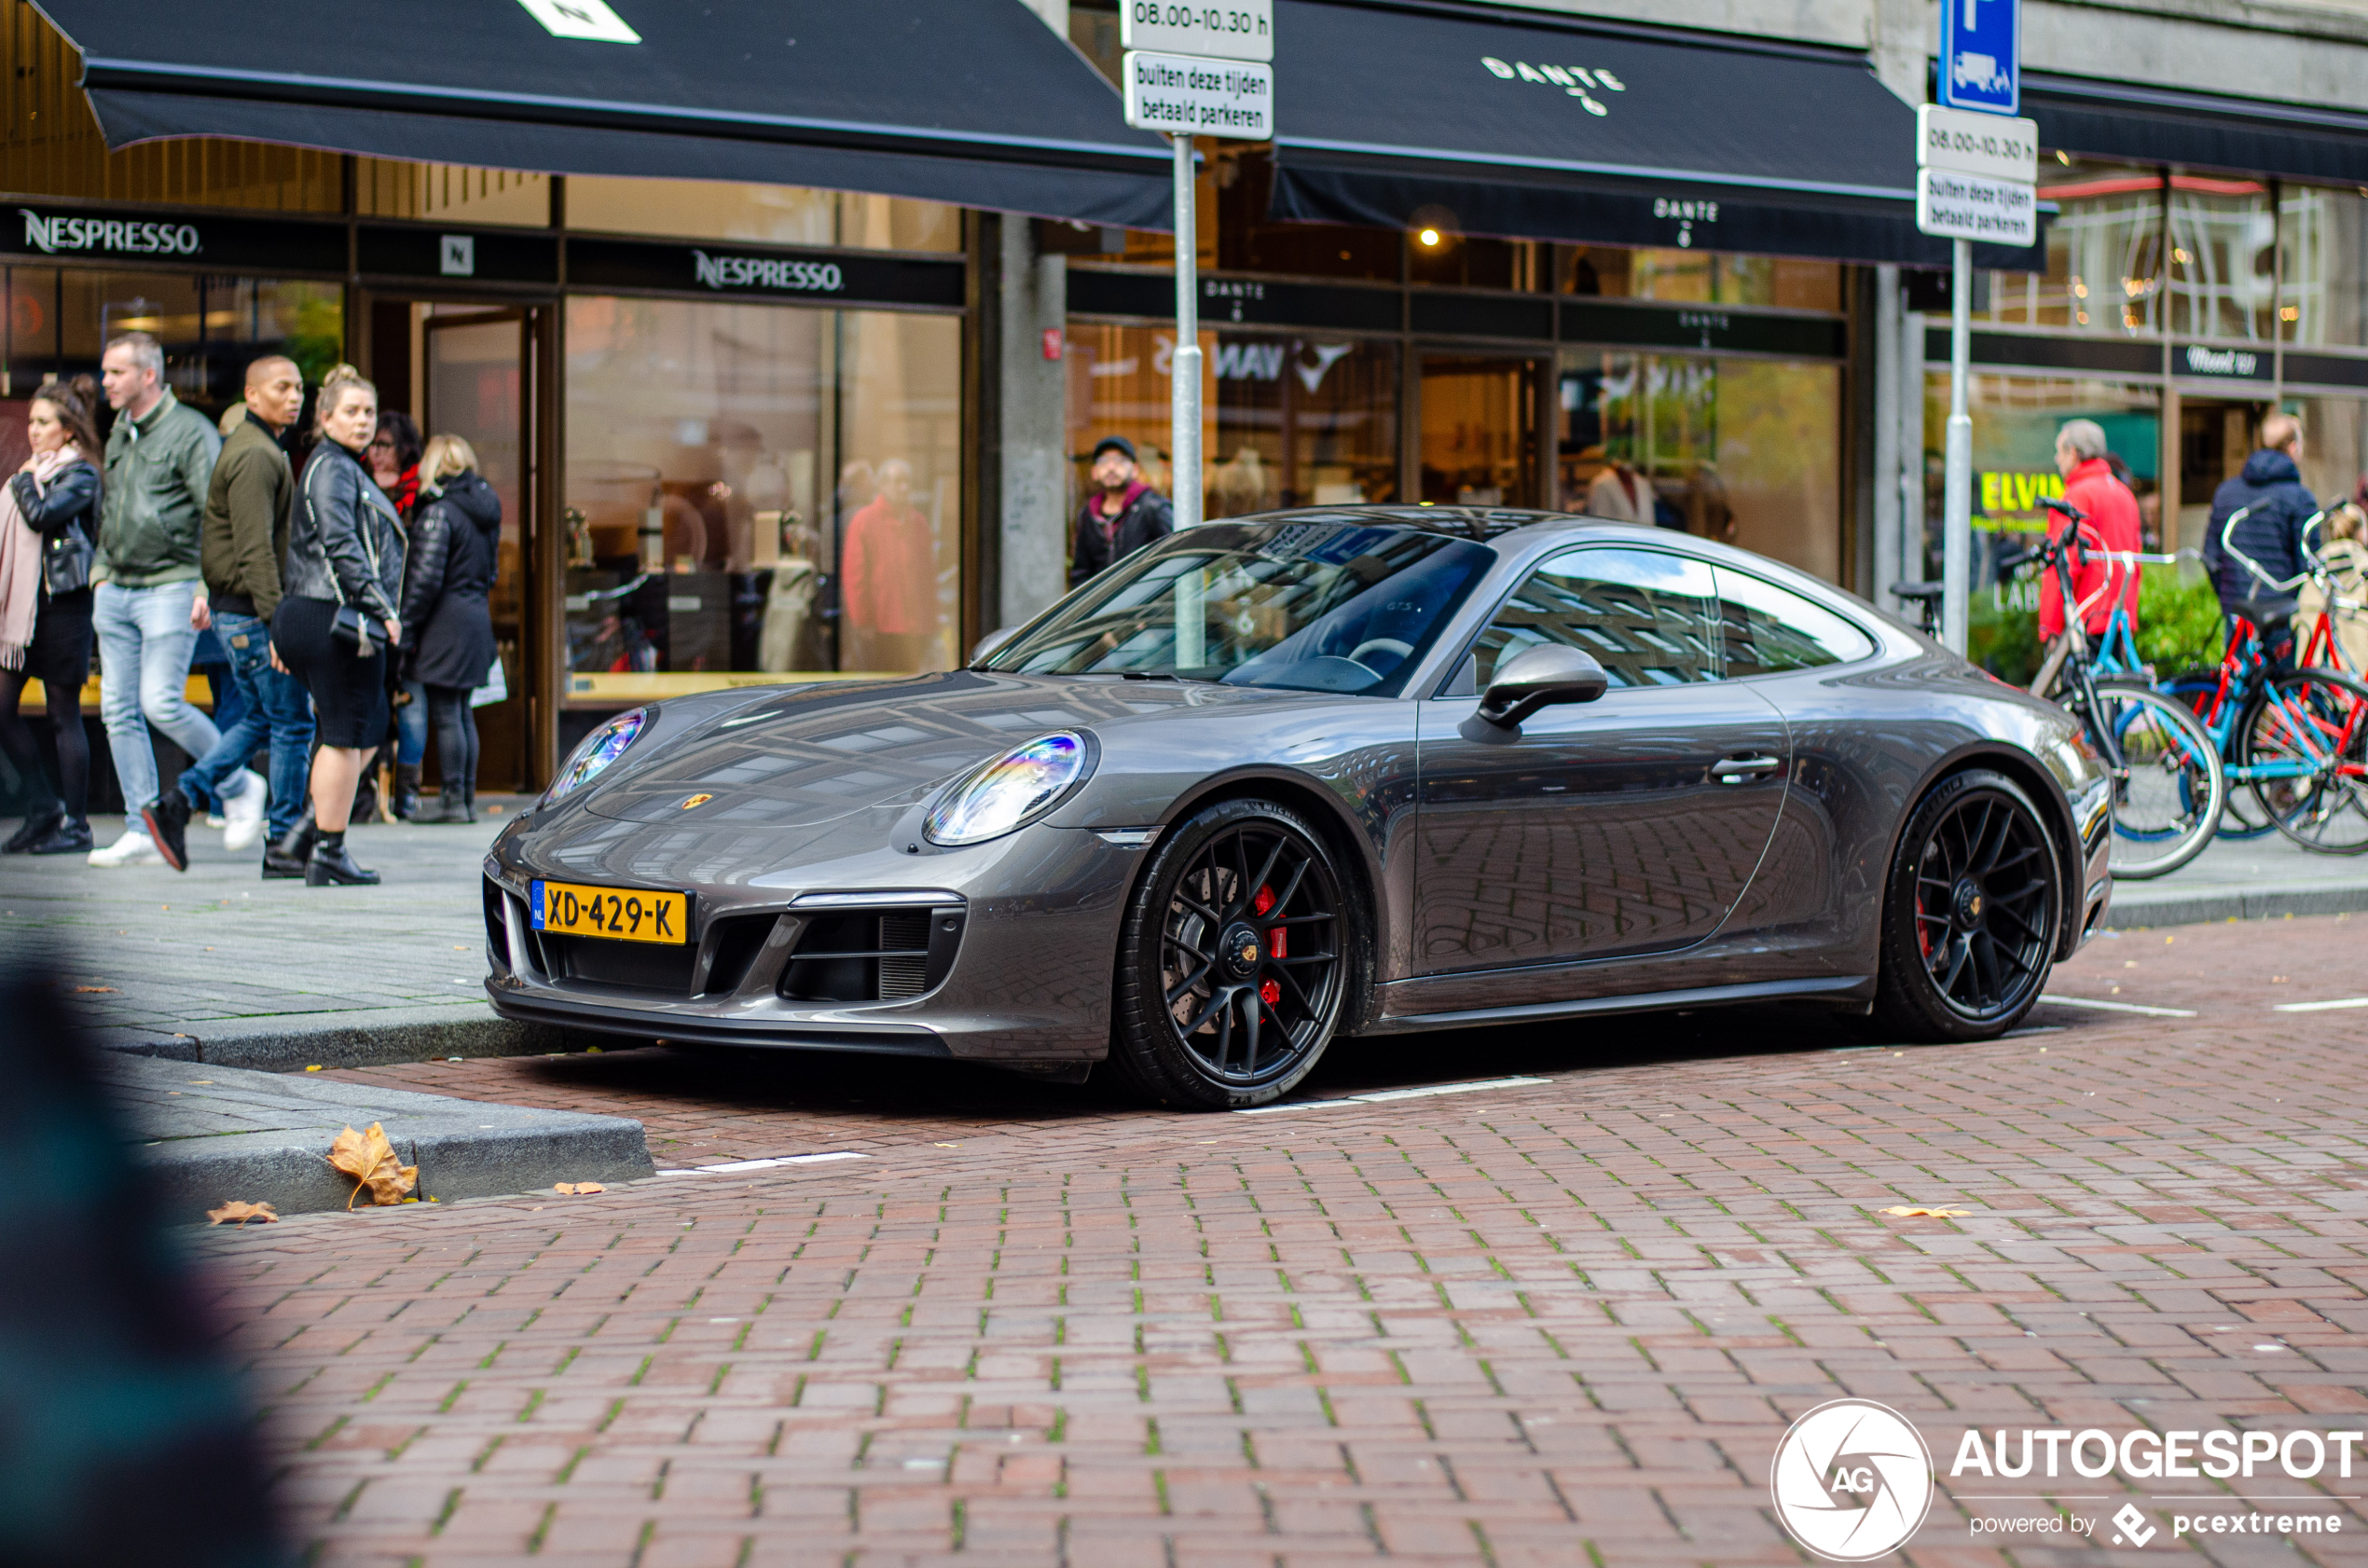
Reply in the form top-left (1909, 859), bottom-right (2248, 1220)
top-left (2241, 667), bottom-right (2368, 855)
top-left (2163, 669), bottom-right (2275, 839)
top-left (2091, 679), bottom-right (2225, 878)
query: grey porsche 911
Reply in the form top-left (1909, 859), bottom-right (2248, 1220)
top-left (482, 507), bottom-right (2113, 1109)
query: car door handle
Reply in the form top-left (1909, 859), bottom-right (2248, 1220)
top-left (1710, 754), bottom-right (1783, 784)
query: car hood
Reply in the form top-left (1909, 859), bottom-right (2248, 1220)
top-left (579, 669), bottom-right (1287, 827)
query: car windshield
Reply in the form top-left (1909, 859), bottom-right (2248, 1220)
top-left (982, 521), bottom-right (1496, 695)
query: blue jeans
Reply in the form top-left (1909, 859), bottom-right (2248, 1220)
top-left (185, 626), bottom-right (246, 812)
top-left (395, 679), bottom-right (428, 768)
top-left (180, 611), bottom-right (315, 836)
top-left (93, 579), bottom-right (219, 817)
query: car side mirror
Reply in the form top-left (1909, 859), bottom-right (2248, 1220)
top-left (1461, 643), bottom-right (1608, 742)
top-left (969, 626), bottom-right (1020, 666)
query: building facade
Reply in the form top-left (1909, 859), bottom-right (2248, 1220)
top-left (6, 0), bottom-right (2366, 789)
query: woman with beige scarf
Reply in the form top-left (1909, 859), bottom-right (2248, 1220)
top-left (0, 376), bottom-right (103, 855)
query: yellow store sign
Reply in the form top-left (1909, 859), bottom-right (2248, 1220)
top-left (1978, 470), bottom-right (2064, 530)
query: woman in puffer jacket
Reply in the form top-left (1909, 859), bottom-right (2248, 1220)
top-left (273, 364), bottom-right (406, 887)
top-left (398, 434), bottom-right (502, 823)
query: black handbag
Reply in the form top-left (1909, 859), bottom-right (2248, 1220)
top-left (42, 525), bottom-right (94, 597)
top-left (330, 602), bottom-right (384, 657)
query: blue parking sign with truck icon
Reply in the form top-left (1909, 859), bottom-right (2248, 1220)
top-left (1939, 0), bottom-right (2019, 116)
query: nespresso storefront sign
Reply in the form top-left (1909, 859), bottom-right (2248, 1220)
top-left (568, 237), bottom-right (962, 309)
top-left (4, 204), bottom-right (348, 273)
top-left (21, 208), bottom-right (200, 257)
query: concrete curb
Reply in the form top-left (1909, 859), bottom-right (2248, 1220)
top-left (96, 1001), bottom-right (566, 1072)
top-left (112, 1056), bottom-right (654, 1221)
top-left (2101, 879), bottom-right (2368, 930)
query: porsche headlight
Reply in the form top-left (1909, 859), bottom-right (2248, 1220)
top-left (544, 708), bottom-right (648, 803)
top-left (925, 733), bottom-right (1090, 846)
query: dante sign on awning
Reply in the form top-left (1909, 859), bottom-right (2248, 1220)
top-left (1122, 0), bottom-right (1273, 62)
top-left (1123, 51), bottom-right (1274, 137)
top-left (1916, 166), bottom-right (2036, 247)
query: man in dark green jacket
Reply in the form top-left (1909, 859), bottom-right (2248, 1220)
top-left (158, 356), bottom-right (316, 869)
top-left (89, 330), bottom-right (237, 870)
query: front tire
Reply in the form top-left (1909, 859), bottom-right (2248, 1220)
top-left (1871, 769), bottom-right (2062, 1043)
top-left (1111, 798), bottom-right (1355, 1109)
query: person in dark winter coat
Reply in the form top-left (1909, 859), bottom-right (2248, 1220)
top-left (274, 366), bottom-right (406, 887)
top-left (397, 434), bottom-right (501, 823)
top-left (2203, 412), bottom-right (2320, 622)
top-left (0, 378), bottom-right (103, 856)
top-left (1068, 435), bottom-right (1174, 588)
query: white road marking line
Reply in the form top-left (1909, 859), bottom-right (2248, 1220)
top-left (2274, 996), bottom-right (2368, 1012)
top-left (2038, 993), bottom-right (2196, 1018)
top-left (657, 1151), bottom-right (870, 1175)
top-left (1235, 1075), bottom-right (1551, 1115)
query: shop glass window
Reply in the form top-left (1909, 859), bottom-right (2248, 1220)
top-left (1714, 566), bottom-right (1873, 675)
top-left (2278, 185), bottom-right (2368, 347)
top-left (1215, 151), bottom-right (1400, 282)
top-left (1468, 548), bottom-right (1722, 689)
top-left (2015, 158), bottom-right (2164, 335)
top-left (1421, 355), bottom-right (1540, 508)
top-left (2168, 174), bottom-right (2276, 340)
top-left (1921, 372), bottom-right (2161, 682)
top-left (2281, 395), bottom-right (2368, 512)
top-left (1410, 233), bottom-right (1544, 290)
top-left (1563, 247), bottom-right (1838, 311)
top-left (3, 267), bottom-right (340, 417)
top-left (563, 296), bottom-right (961, 690)
top-left (1063, 323), bottom-right (1399, 524)
top-left (1559, 350), bottom-right (1842, 583)
top-left (566, 178), bottom-right (961, 253)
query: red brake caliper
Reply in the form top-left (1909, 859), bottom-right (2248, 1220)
top-left (1252, 884), bottom-right (1283, 1007)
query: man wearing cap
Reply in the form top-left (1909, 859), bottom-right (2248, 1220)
top-left (1069, 435), bottom-right (1174, 588)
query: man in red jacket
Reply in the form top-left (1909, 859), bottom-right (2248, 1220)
top-left (2031, 418), bottom-right (2141, 696)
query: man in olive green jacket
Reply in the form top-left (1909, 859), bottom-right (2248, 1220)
top-left (174, 355), bottom-right (314, 859)
top-left (89, 330), bottom-right (237, 870)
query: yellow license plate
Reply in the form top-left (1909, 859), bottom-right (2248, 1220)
top-left (531, 880), bottom-right (689, 944)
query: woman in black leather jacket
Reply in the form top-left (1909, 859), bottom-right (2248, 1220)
top-left (274, 365), bottom-right (405, 887)
top-left (399, 434), bottom-right (502, 824)
top-left (0, 377), bottom-right (103, 856)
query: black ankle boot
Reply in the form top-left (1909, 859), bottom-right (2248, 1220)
top-left (393, 763), bottom-right (421, 820)
top-left (4, 807), bottom-right (62, 853)
top-left (425, 783), bottom-right (470, 823)
top-left (264, 806), bottom-right (317, 879)
top-left (306, 829), bottom-right (380, 887)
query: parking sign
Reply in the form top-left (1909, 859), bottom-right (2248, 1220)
top-left (1938, 0), bottom-right (2019, 116)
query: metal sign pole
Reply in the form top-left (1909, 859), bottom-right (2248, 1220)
top-left (1171, 132), bottom-right (1203, 531)
top-left (1941, 236), bottom-right (1974, 653)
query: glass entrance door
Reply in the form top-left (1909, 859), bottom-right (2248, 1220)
top-left (422, 310), bottom-right (533, 791)
top-left (1419, 354), bottom-right (1542, 508)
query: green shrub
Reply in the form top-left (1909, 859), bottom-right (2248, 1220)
top-left (2134, 564), bottom-right (2226, 677)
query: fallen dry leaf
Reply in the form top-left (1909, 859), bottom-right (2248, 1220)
top-left (207, 1200), bottom-right (279, 1226)
top-left (73, 985), bottom-right (115, 993)
top-left (552, 1182), bottom-right (606, 1195)
top-left (1880, 1205), bottom-right (1971, 1218)
top-left (327, 1122), bottom-right (418, 1208)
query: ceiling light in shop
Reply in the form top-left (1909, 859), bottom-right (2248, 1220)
top-left (1417, 227), bottom-right (1441, 247)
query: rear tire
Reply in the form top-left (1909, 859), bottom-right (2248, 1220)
top-left (1110, 798), bottom-right (1356, 1109)
top-left (1870, 769), bottom-right (2062, 1043)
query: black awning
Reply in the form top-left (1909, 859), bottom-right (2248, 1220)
top-left (2024, 72), bottom-right (2368, 184)
top-left (36, 0), bottom-right (1174, 229)
top-left (1266, 0), bottom-right (2040, 268)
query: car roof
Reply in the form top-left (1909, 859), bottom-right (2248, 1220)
top-left (1220, 504), bottom-right (1573, 542)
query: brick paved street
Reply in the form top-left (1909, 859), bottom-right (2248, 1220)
top-left (170, 913), bottom-right (2368, 1565)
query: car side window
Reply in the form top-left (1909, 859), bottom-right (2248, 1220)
top-left (1714, 566), bottom-right (1876, 676)
top-left (1466, 548), bottom-right (1722, 691)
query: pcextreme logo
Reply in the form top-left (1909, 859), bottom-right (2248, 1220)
top-left (1769, 1399), bottom-right (1935, 1561)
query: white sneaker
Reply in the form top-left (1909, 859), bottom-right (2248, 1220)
top-left (222, 769), bottom-right (269, 851)
top-left (89, 830), bottom-right (164, 867)
top-left (205, 814), bottom-right (227, 830)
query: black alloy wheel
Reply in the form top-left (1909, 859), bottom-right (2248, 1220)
top-left (1112, 798), bottom-right (1354, 1108)
top-left (1872, 769), bottom-right (2061, 1042)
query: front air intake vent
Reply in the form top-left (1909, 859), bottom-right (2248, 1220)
top-left (780, 905), bottom-right (963, 1004)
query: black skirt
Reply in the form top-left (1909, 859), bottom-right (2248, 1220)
top-left (24, 586), bottom-right (93, 692)
top-left (273, 595), bottom-right (389, 749)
